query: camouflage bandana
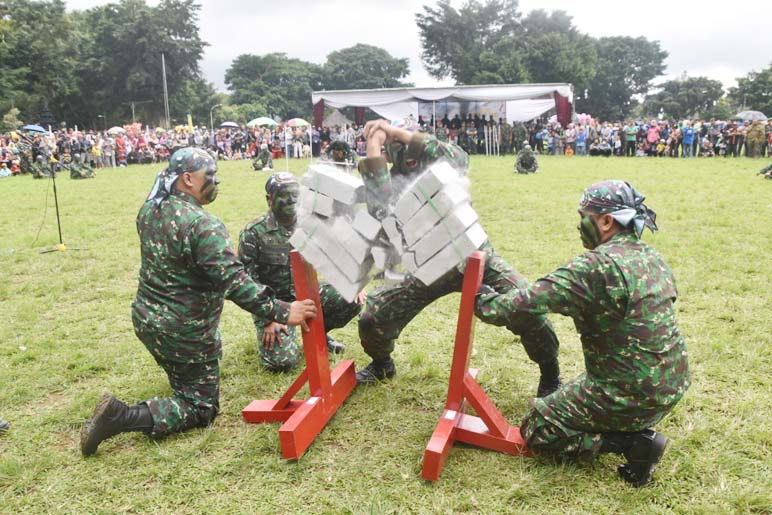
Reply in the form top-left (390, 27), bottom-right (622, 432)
top-left (147, 147), bottom-right (216, 206)
top-left (579, 180), bottom-right (658, 238)
top-left (265, 172), bottom-right (298, 195)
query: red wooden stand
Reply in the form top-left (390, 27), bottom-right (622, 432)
top-left (242, 251), bottom-right (356, 460)
top-left (421, 251), bottom-right (530, 481)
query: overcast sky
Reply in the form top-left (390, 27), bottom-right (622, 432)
top-left (65, 0), bottom-right (771, 92)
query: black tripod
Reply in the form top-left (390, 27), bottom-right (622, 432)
top-left (40, 161), bottom-right (85, 254)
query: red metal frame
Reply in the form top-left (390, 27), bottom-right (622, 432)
top-left (421, 251), bottom-right (530, 481)
top-left (242, 250), bottom-right (357, 459)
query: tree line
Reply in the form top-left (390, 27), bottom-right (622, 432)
top-left (1, 0), bottom-right (769, 131)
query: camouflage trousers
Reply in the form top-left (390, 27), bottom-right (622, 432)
top-left (520, 375), bottom-right (673, 460)
top-left (359, 243), bottom-right (559, 365)
top-left (254, 282), bottom-right (361, 371)
top-left (134, 329), bottom-right (220, 437)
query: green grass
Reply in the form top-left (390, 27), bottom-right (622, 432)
top-left (1, 155), bottom-right (770, 514)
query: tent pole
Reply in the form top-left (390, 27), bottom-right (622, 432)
top-left (433, 101), bottom-right (436, 132)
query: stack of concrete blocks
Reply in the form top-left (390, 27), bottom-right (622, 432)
top-left (393, 161), bottom-right (488, 286)
top-left (291, 164), bottom-right (374, 302)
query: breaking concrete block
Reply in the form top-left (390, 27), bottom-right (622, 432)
top-left (402, 184), bottom-right (470, 246)
top-left (413, 223), bottom-right (488, 286)
top-left (410, 202), bottom-right (479, 266)
top-left (300, 186), bottom-right (334, 218)
top-left (413, 161), bottom-right (462, 199)
top-left (289, 228), bottom-right (328, 270)
top-left (351, 209), bottom-right (381, 241)
top-left (301, 164), bottom-right (365, 204)
top-left (381, 216), bottom-right (404, 254)
top-left (384, 269), bottom-right (406, 285)
top-left (371, 245), bottom-right (389, 270)
top-left (401, 251), bottom-right (418, 274)
top-left (309, 221), bottom-right (369, 283)
top-left (393, 190), bottom-right (424, 224)
top-left (331, 216), bottom-right (370, 264)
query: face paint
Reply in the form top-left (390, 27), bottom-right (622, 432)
top-left (578, 214), bottom-right (601, 249)
top-left (270, 184), bottom-right (299, 225)
top-left (200, 167), bottom-right (219, 203)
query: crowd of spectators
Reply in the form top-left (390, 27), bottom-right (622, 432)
top-left (2, 114), bottom-right (770, 178)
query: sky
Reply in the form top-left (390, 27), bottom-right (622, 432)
top-left (64, 0), bottom-right (772, 93)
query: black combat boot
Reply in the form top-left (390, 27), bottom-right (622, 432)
top-left (80, 393), bottom-right (153, 457)
top-left (355, 357), bottom-right (396, 385)
top-left (536, 358), bottom-right (562, 397)
top-left (601, 429), bottom-right (669, 487)
top-left (325, 335), bottom-right (346, 354)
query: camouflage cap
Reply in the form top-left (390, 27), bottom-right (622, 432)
top-left (265, 172), bottom-right (298, 195)
top-left (579, 179), bottom-right (658, 238)
top-left (147, 147), bottom-right (216, 206)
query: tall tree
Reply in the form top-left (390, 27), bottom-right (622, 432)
top-left (642, 76), bottom-right (725, 120)
top-left (520, 9), bottom-right (597, 93)
top-left (416, 0), bottom-right (527, 84)
top-left (225, 53), bottom-right (323, 120)
top-left (322, 44), bottom-right (412, 90)
top-left (0, 0), bottom-right (81, 122)
top-left (581, 36), bottom-right (667, 121)
top-left (728, 62), bottom-right (772, 116)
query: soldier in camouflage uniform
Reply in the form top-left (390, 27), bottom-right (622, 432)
top-left (499, 121), bottom-right (512, 155)
top-left (758, 161), bottom-right (772, 179)
top-left (354, 120), bottom-right (562, 395)
top-left (515, 143), bottom-right (538, 174)
top-left (238, 172), bottom-right (362, 371)
top-left (80, 148), bottom-right (317, 456)
top-left (252, 143), bottom-right (274, 171)
top-left (435, 121), bottom-right (449, 143)
top-left (745, 120), bottom-right (766, 158)
top-left (476, 180), bottom-right (690, 487)
top-left (69, 153), bottom-right (96, 179)
top-left (31, 155), bottom-right (52, 179)
top-left (324, 140), bottom-right (359, 170)
top-left (513, 123), bottom-right (527, 153)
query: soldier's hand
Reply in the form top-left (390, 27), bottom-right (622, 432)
top-left (356, 289), bottom-right (368, 305)
top-left (476, 284), bottom-right (496, 297)
top-left (363, 120), bottom-right (392, 141)
top-left (287, 299), bottom-right (317, 332)
top-left (262, 322), bottom-right (288, 350)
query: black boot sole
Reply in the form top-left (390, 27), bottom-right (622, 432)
top-left (618, 433), bottom-right (669, 487)
top-left (80, 393), bottom-right (115, 457)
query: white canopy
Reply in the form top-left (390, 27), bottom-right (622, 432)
top-left (312, 83), bottom-right (573, 123)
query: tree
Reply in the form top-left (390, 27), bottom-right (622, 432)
top-left (728, 62), bottom-right (772, 116)
top-left (582, 36), bottom-right (668, 121)
top-left (642, 76), bottom-right (725, 120)
top-left (0, 0), bottom-right (81, 122)
top-left (322, 44), bottom-right (412, 90)
top-left (1, 107), bottom-right (23, 131)
top-left (225, 53), bottom-right (323, 120)
top-left (520, 10), bottom-right (597, 93)
top-left (416, 0), bottom-right (527, 84)
top-left (416, 1), bottom-right (596, 90)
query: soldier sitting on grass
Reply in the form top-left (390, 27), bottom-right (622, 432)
top-left (476, 180), bottom-right (690, 487)
top-left (758, 162), bottom-right (772, 179)
top-left (515, 141), bottom-right (538, 174)
top-left (252, 143), bottom-right (274, 171)
top-left (238, 172), bottom-right (363, 372)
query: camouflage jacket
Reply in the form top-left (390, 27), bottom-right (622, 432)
top-left (477, 232), bottom-right (690, 415)
top-left (238, 211), bottom-right (295, 305)
top-left (132, 190), bottom-right (290, 363)
top-left (357, 133), bottom-right (469, 220)
top-left (516, 148), bottom-right (538, 172)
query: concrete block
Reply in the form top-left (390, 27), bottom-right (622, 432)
top-left (413, 223), bottom-right (488, 286)
top-left (331, 216), bottom-right (370, 264)
top-left (308, 221), bottom-right (368, 283)
top-left (401, 251), bottom-right (418, 274)
top-left (381, 216), bottom-right (404, 254)
top-left (351, 209), bottom-right (382, 241)
top-left (371, 245), bottom-right (388, 270)
top-left (300, 187), bottom-right (334, 218)
top-left (301, 164), bottom-right (365, 204)
top-left (410, 202), bottom-right (479, 266)
top-left (384, 269), bottom-right (406, 285)
top-left (413, 161), bottom-right (462, 199)
top-left (402, 184), bottom-right (470, 246)
top-left (393, 190), bottom-right (424, 224)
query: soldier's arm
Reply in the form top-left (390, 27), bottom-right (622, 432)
top-left (475, 253), bottom-right (605, 324)
top-left (190, 215), bottom-right (290, 324)
top-left (237, 225), bottom-right (260, 282)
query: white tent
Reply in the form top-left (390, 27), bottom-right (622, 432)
top-left (311, 83), bottom-right (573, 126)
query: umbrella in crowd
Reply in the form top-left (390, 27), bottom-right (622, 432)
top-left (220, 121), bottom-right (239, 129)
top-left (286, 118), bottom-right (310, 127)
top-left (107, 126), bottom-right (126, 135)
top-left (734, 110), bottom-right (767, 122)
top-left (247, 117), bottom-right (277, 128)
top-left (22, 124), bottom-right (47, 133)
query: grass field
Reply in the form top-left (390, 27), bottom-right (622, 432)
top-left (0, 154), bottom-right (770, 514)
